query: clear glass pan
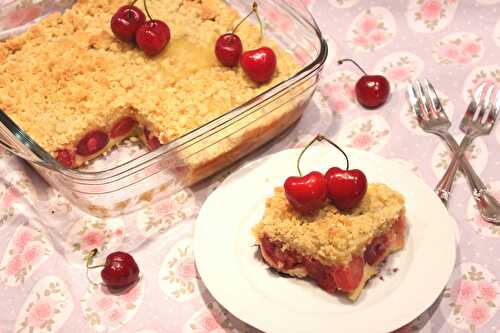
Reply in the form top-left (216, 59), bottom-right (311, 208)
top-left (0, 0), bottom-right (328, 217)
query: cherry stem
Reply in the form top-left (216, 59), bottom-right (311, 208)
top-left (85, 248), bottom-right (98, 268)
top-left (318, 135), bottom-right (350, 170)
top-left (85, 248), bottom-right (103, 287)
top-left (337, 58), bottom-right (367, 76)
top-left (232, 2), bottom-right (263, 40)
top-left (143, 0), bottom-right (153, 21)
top-left (296, 134), bottom-right (349, 176)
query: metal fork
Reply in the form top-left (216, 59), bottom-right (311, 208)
top-left (436, 84), bottom-right (499, 207)
top-left (407, 80), bottom-right (500, 224)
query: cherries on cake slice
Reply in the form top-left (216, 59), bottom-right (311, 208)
top-left (253, 183), bottom-right (406, 301)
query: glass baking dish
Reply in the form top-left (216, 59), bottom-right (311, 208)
top-left (0, 0), bottom-right (328, 217)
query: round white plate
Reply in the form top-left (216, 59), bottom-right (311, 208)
top-left (194, 147), bottom-right (456, 333)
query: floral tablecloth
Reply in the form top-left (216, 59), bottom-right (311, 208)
top-left (1, 0), bottom-right (500, 332)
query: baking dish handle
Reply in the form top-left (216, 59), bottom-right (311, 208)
top-left (0, 136), bottom-right (58, 170)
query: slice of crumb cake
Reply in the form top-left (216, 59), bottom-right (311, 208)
top-left (252, 183), bottom-right (406, 301)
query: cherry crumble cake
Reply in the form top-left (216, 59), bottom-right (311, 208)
top-left (253, 183), bottom-right (406, 301)
top-left (0, 0), bottom-right (299, 168)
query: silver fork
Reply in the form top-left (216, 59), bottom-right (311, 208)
top-left (407, 80), bottom-right (500, 224)
top-left (436, 84), bottom-right (499, 207)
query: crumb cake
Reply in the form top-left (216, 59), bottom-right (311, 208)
top-left (252, 183), bottom-right (406, 301)
top-left (0, 0), bottom-right (300, 168)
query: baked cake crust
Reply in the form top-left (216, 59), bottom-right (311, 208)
top-left (0, 0), bottom-right (299, 165)
top-left (253, 183), bottom-right (405, 267)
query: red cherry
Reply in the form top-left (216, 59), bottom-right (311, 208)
top-left (110, 117), bottom-right (137, 138)
top-left (215, 2), bottom-right (259, 67)
top-left (76, 130), bottom-right (109, 156)
top-left (215, 33), bottom-right (243, 67)
top-left (325, 167), bottom-right (367, 210)
top-left (355, 75), bottom-right (390, 108)
top-left (148, 136), bottom-right (161, 150)
top-left (101, 251), bottom-right (140, 289)
top-left (56, 149), bottom-right (75, 168)
top-left (136, 20), bottom-right (170, 56)
top-left (144, 128), bottom-right (161, 150)
top-left (110, 5), bottom-right (146, 43)
top-left (284, 171), bottom-right (327, 214)
top-left (364, 235), bottom-right (389, 266)
top-left (338, 58), bottom-right (390, 109)
top-left (240, 47), bottom-right (277, 84)
top-left (332, 256), bottom-right (364, 292)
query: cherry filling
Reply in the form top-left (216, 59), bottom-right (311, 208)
top-left (261, 236), bottom-right (302, 270)
top-left (144, 128), bottom-right (161, 150)
top-left (304, 256), bottom-right (337, 292)
top-left (110, 117), bottom-right (137, 138)
top-left (260, 214), bottom-right (406, 294)
top-left (56, 149), bottom-right (75, 168)
top-left (76, 130), bottom-right (109, 156)
top-left (55, 125), bottom-right (163, 167)
top-left (391, 214), bottom-right (406, 249)
top-left (332, 256), bottom-right (364, 292)
top-left (364, 234), bottom-right (389, 266)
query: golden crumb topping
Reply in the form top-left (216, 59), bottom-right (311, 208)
top-left (253, 183), bottom-right (405, 266)
top-left (0, 0), bottom-right (299, 155)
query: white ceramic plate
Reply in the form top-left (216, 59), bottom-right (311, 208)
top-left (194, 147), bottom-right (456, 333)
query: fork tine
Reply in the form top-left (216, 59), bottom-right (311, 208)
top-left (422, 79), bottom-right (437, 118)
top-left (475, 84), bottom-right (495, 123)
top-left (416, 80), bottom-right (432, 119)
top-left (474, 82), bottom-right (488, 102)
top-left (407, 82), bottom-right (425, 124)
top-left (486, 87), bottom-right (500, 125)
top-left (424, 78), bottom-right (449, 121)
top-left (464, 82), bottom-right (488, 120)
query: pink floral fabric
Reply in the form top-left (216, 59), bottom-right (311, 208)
top-left (176, 258), bottom-right (197, 279)
top-left (1, 1), bottom-right (500, 333)
top-left (27, 298), bottom-right (55, 327)
top-left (443, 264), bottom-right (499, 331)
top-left (1, 185), bottom-right (21, 208)
top-left (346, 7), bottom-right (396, 52)
top-left (433, 33), bottom-right (485, 65)
top-left (319, 71), bottom-right (358, 113)
top-left (407, 0), bottom-right (459, 33)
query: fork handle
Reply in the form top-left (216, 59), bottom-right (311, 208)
top-left (439, 131), bottom-right (488, 191)
top-left (434, 135), bottom-right (473, 205)
top-left (434, 158), bottom-right (458, 206)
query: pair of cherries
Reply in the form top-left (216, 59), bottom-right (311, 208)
top-left (111, 1), bottom-right (170, 56)
top-left (284, 135), bottom-right (367, 214)
top-left (86, 249), bottom-right (140, 290)
top-left (214, 2), bottom-right (277, 84)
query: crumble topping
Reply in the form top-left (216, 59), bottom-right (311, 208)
top-left (252, 183), bottom-right (405, 266)
top-left (0, 0), bottom-right (299, 155)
